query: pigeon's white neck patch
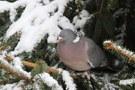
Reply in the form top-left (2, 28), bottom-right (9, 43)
top-left (73, 36), bottom-right (80, 43)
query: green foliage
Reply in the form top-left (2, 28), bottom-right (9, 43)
top-left (118, 69), bottom-right (135, 89)
top-left (75, 0), bottom-right (83, 12)
top-left (0, 72), bottom-right (20, 84)
top-left (104, 41), bottom-right (135, 68)
top-left (14, 7), bottom-right (25, 21)
top-left (0, 0), bottom-right (135, 90)
top-left (84, 0), bottom-right (98, 14)
top-left (0, 0), bottom-right (16, 2)
top-left (92, 16), bottom-right (102, 43)
top-left (6, 34), bottom-right (20, 51)
top-left (106, 0), bottom-right (118, 11)
top-left (64, 1), bottom-right (77, 21)
top-left (0, 42), bottom-right (11, 52)
top-left (31, 60), bottom-right (48, 77)
top-left (75, 77), bottom-right (93, 90)
top-left (0, 12), bottom-right (11, 37)
top-left (83, 0), bottom-right (116, 45)
top-left (101, 11), bottom-right (114, 36)
top-left (30, 35), bottom-right (58, 66)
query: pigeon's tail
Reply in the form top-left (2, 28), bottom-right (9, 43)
top-left (100, 57), bottom-right (124, 71)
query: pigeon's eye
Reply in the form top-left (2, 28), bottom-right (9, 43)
top-left (66, 33), bottom-right (69, 36)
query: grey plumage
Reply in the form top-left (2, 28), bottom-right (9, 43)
top-left (57, 29), bottom-right (106, 71)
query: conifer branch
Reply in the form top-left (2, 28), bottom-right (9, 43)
top-left (99, 0), bottom-right (104, 15)
top-left (0, 55), bottom-right (59, 81)
top-left (4, 55), bottom-right (59, 74)
top-left (0, 59), bottom-right (30, 80)
top-left (75, 0), bottom-right (81, 13)
top-left (22, 61), bottom-right (39, 68)
top-left (103, 40), bottom-right (135, 61)
top-left (119, 79), bottom-right (135, 85)
top-left (103, 40), bottom-right (135, 68)
top-left (94, 0), bottom-right (104, 16)
top-left (0, 78), bottom-right (19, 84)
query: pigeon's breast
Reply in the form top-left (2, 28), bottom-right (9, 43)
top-left (57, 41), bottom-right (91, 71)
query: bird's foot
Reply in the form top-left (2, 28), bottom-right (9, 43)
top-left (76, 71), bottom-right (91, 79)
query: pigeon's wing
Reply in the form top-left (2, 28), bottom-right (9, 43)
top-left (83, 37), bottom-right (106, 68)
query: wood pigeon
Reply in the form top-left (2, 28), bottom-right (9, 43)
top-left (56, 29), bottom-right (106, 71)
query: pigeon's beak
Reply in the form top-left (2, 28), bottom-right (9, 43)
top-left (56, 36), bottom-right (62, 43)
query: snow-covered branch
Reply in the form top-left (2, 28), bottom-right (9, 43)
top-left (0, 80), bottom-right (24, 90)
top-left (59, 68), bottom-right (77, 90)
top-left (0, 0), bottom-right (75, 55)
top-left (5, 55), bottom-right (59, 74)
top-left (0, 0), bottom-right (92, 56)
top-left (0, 51), bottom-right (31, 80)
top-left (34, 72), bottom-right (63, 90)
top-left (103, 40), bottom-right (135, 61)
top-left (119, 79), bottom-right (135, 86)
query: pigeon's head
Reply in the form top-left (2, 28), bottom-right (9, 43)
top-left (57, 29), bottom-right (77, 43)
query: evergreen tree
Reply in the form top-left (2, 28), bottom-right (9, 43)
top-left (0, 0), bottom-right (135, 90)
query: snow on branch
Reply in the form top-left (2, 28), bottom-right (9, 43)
top-left (73, 10), bottom-right (93, 30)
top-left (119, 79), bottom-right (135, 86)
top-left (103, 40), bottom-right (135, 61)
top-left (0, 51), bottom-right (31, 80)
top-left (59, 69), bottom-right (77, 90)
top-left (0, 0), bottom-right (74, 55)
top-left (0, 80), bottom-right (24, 90)
top-left (5, 55), bottom-right (60, 74)
top-left (34, 72), bottom-right (63, 90)
top-left (101, 74), bottom-right (120, 90)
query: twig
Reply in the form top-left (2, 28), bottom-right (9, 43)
top-left (22, 61), bottom-right (38, 68)
top-left (99, 0), bottom-right (104, 15)
top-left (94, 0), bottom-right (104, 16)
